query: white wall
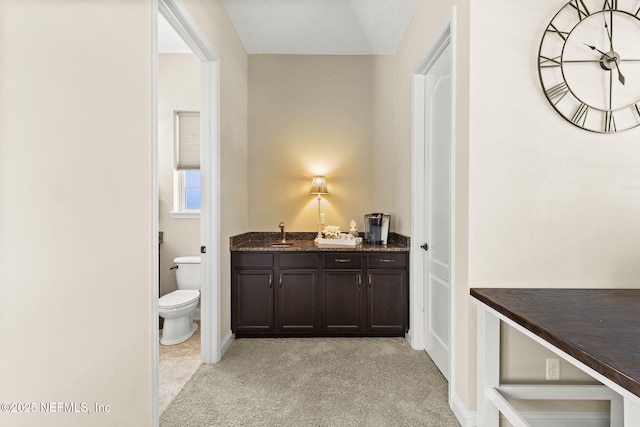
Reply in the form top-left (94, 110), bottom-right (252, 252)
top-left (469, 0), bottom-right (640, 288)
top-left (0, 1), bottom-right (153, 426)
top-left (158, 53), bottom-right (201, 296)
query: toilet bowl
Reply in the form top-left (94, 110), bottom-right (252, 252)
top-left (159, 290), bottom-right (200, 345)
top-left (159, 256), bottom-right (201, 345)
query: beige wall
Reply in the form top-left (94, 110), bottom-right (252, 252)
top-left (182, 0), bottom-right (249, 337)
top-left (248, 55), bottom-right (381, 234)
top-left (158, 53), bottom-right (201, 297)
top-left (0, 1), bottom-right (153, 426)
top-left (370, 55), bottom-right (398, 227)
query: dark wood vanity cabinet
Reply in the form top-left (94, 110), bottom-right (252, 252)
top-left (276, 253), bottom-right (319, 332)
top-left (232, 250), bottom-right (408, 337)
top-left (322, 253), bottom-right (363, 332)
top-left (232, 253), bottom-right (274, 333)
top-left (234, 269), bottom-right (274, 332)
top-left (366, 253), bottom-right (407, 333)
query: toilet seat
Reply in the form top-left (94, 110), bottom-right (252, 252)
top-left (159, 290), bottom-right (200, 309)
top-left (174, 256), bottom-right (201, 264)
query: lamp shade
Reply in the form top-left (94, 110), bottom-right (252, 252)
top-left (309, 176), bottom-right (328, 194)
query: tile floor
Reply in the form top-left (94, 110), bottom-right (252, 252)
top-left (159, 321), bottom-right (201, 414)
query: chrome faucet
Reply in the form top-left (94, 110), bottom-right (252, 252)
top-left (279, 222), bottom-right (286, 243)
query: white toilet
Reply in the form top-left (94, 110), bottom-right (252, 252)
top-left (159, 256), bottom-right (201, 345)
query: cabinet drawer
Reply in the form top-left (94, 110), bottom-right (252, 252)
top-left (323, 253), bottom-right (362, 269)
top-left (279, 253), bottom-right (318, 269)
top-left (368, 253), bottom-right (407, 268)
top-left (233, 253), bottom-right (274, 268)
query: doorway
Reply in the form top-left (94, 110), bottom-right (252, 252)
top-left (410, 6), bottom-right (456, 396)
top-left (153, 0), bottom-right (221, 424)
top-left (157, 12), bottom-right (202, 413)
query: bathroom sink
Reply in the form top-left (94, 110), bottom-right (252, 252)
top-left (271, 243), bottom-right (293, 248)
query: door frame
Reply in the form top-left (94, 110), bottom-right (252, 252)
top-left (153, 0), bottom-right (221, 424)
top-left (410, 6), bottom-right (457, 403)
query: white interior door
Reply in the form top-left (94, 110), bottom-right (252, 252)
top-left (422, 43), bottom-right (452, 381)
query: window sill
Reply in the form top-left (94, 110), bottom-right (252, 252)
top-left (169, 211), bottom-right (200, 219)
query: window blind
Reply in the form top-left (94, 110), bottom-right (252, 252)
top-left (175, 111), bottom-right (200, 170)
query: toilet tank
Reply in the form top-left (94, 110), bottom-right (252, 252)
top-left (174, 256), bottom-right (201, 290)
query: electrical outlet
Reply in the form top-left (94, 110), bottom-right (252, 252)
top-left (546, 358), bottom-right (560, 380)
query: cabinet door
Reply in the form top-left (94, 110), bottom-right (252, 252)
top-left (276, 270), bottom-right (318, 332)
top-left (233, 270), bottom-right (273, 333)
top-left (322, 270), bottom-right (362, 332)
top-left (366, 269), bottom-right (407, 332)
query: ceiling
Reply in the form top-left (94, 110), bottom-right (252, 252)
top-left (158, 0), bottom-right (418, 55)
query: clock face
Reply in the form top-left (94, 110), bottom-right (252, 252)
top-left (539, 0), bottom-right (640, 133)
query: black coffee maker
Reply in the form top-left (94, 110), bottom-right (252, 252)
top-left (364, 213), bottom-right (390, 244)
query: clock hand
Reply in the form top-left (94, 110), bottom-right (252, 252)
top-left (584, 43), bottom-right (609, 57)
top-left (603, 15), bottom-right (626, 85)
top-left (609, 61), bottom-right (613, 111)
top-left (613, 57), bottom-right (625, 85)
top-left (583, 43), bottom-right (626, 85)
top-left (604, 11), bottom-right (614, 52)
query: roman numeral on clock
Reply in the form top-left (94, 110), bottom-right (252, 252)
top-left (604, 110), bottom-right (616, 132)
top-left (571, 103), bottom-right (589, 126)
top-left (540, 55), bottom-right (562, 68)
top-left (546, 82), bottom-right (569, 104)
top-left (569, 0), bottom-right (591, 20)
top-left (602, 0), bottom-right (617, 11)
top-left (546, 23), bottom-right (570, 41)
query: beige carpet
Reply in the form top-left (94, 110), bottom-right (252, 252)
top-left (160, 337), bottom-right (460, 427)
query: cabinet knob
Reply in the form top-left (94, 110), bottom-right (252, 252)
top-left (420, 243), bottom-right (429, 251)
top-left (335, 258), bottom-right (351, 263)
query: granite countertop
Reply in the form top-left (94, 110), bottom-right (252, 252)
top-left (471, 288), bottom-right (640, 399)
top-left (230, 232), bottom-right (410, 252)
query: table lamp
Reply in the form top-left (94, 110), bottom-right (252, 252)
top-left (309, 176), bottom-right (328, 240)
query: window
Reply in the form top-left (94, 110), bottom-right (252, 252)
top-left (170, 111), bottom-right (201, 218)
top-left (170, 169), bottom-right (200, 218)
top-left (183, 170), bottom-right (201, 210)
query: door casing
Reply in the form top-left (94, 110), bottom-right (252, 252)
top-left (409, 5), bottom-right (457, 404)
top-left (153, 1), bottom-right (221, 425)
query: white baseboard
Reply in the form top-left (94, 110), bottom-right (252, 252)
top-left (452, 393), bottom-right (476, 427)
top-left (449, 396), bottom-right (608, 427)
top-left (220, 331), bottom-right (234, 358)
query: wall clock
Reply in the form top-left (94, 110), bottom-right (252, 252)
top-left (538, 0), bottom-right (640, 133)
